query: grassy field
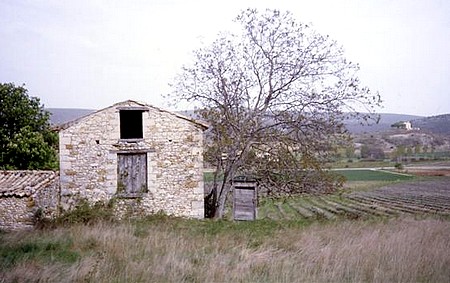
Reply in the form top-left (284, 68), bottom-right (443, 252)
top-left (1, 175), bottom-right (449, 282)
top-left (1, 216), bottom-right (449, 282)
top-left (329, 160), bottom-right (396, 169)
top-left (335, 169), bottom-right (414, 181)
top-left (330, 158), bottom-right (450, 169)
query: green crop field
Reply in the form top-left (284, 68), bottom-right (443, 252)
top-left (334, 169), bottom-right (414, 181)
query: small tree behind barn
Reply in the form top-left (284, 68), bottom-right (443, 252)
top-left (170, 9), bottom-right (381, 218)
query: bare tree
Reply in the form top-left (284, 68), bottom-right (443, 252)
top-left (170, 9), bottom-right (381, 218)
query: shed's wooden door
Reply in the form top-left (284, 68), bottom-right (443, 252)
top-left (117, 153), bottom-right (147, 194)
top-left (233, 186), bottom-right (257, 220)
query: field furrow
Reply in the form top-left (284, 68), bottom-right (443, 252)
top-left (379, 197), bottom-right (450, 214)
top-left (344, 195), bottom-right (404, 215)
top-left (298, 199), bottom-right (336, 219)
top-left (258, 177), bottom-right (450, 220)
top-left (349, 194), bottom-right (431, 214)
top-left (362, 194), bottom-right (449, 214)
top-left (274, 203), bottom-right (289, 219)
top-left (323, 197), bottom-right (393, 217)
top-left (312, 197), bottom-right (373, 219)
top-left (286, 202), bottom-right (316, 218)
top-left (306, 197), bottom-right (343, 214)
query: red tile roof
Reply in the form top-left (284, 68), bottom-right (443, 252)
top-left (0, 171), bottom-right (57, 197)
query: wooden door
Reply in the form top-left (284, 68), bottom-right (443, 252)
top-left (233, 186), bottom-right (257, 220)
top-left (117, 153), bottom-right (147, 195)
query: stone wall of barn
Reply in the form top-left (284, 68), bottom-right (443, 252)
top-left (59, 101), bottom-right (205, 218)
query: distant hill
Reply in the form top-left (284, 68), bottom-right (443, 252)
top-left (47, 108), bottom-right (449, 135)
top-left (179, 111), bottom-right (425, 134)
top-left (343, 113), bottom-right (423, 133)
top-left (412, 114), bottom-right (450, 134)
top-left (346, 113), bottom-right (450, 135)
top-left (46, 108), bottom-right (95, 125)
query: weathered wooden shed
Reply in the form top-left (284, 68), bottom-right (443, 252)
top-left (233, 176), bottom-right (258, 221)
top-left (0, 171), bottom-right (58, 230)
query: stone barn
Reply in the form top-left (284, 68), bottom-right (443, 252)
top-left (0, 171), bottom-right (59, 230)
top-left (58, 100), bottom-right (207, 219)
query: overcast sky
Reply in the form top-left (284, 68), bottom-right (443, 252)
top-left (1, 0), bottom-right (449, 116)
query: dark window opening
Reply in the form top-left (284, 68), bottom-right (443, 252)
top-left (120, 110), bottom-right (143, 139)
top-left (117, 153), bottom-right (148, 197)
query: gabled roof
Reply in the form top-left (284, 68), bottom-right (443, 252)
top-left (56, 100), bottom-right (208, 131)
top-left (0, 171), bottom-right (57, 197)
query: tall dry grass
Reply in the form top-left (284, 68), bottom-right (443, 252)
top-left (1, 217), bottom-right (449, 282)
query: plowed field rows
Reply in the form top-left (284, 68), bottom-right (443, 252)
top-left (258, 177), bottom-right (450, 220)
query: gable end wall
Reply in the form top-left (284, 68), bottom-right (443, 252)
top-left (59, 101), bottom-right (204, 218)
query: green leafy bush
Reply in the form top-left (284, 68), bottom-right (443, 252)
top-left (394, 163), bottom-right (404, 170)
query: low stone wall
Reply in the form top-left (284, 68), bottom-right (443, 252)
top-left (34, 180), bottom-right (60, 219)
top-left (0, 196), bottom-right (35, 230)
top-left (0, 178), bottom-right (59, 231)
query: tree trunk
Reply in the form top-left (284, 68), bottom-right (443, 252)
top-left (214, 184), bottom-right (230, 218)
